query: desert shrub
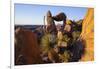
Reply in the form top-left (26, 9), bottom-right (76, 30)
top-left (72, 31), bottom-right (81, 41)
top-left (59, 50), bottom-right (71, 62)
top-left (40, 33), bottom-right (57, 54)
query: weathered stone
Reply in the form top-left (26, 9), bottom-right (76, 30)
top-left (80, 8), bottom-right (94, 61)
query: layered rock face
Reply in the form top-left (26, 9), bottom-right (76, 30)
top-left (80, 8), bottom-right (94, 61)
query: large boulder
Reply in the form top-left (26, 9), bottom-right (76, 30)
top-left (46, 10), bottom-right (57, 34)
top-left (15, 28), bottom-right (43, 65)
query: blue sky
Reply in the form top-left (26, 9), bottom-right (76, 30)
top-left (15, 4), bottom-right (88, 25)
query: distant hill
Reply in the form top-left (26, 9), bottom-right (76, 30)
top-left (15, 25), bottom-right (44, 32)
